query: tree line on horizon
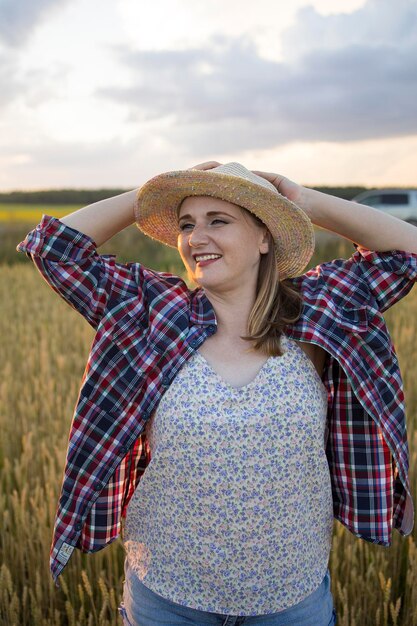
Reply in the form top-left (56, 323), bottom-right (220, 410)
top-left (0, 185), bottom-right (386, 204)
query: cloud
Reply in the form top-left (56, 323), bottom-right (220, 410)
top-left (0, 0), bottom-right (72, 109)
top-left (99, 36), bottom-right (273, 124)
top-left (0, 0), bottom-right (71, 47)
top-left (97, 0), bottom-right (417, 153)
top-left (0, 134), bottom-right (184, 190)
top-left (0, 50), bottom-right (22, 108)
top-left (282, 0), bottom-right (417, 56)
top-left (0, 50), bottom-right (70, 112)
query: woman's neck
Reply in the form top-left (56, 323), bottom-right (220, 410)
top-left (202, 287), bottom-right (256, 341)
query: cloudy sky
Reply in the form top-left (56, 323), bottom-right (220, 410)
top-left (1, 0), bottom-right (417, 190)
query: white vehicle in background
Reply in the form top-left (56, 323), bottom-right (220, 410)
top-left (352, 189), bottom-right (417, 227)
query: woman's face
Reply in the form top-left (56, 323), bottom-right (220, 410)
top-left (177, 196), bottom-right (269, 293)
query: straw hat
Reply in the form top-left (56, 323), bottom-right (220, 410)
top-left (134, 162), bottom-right (315, 278)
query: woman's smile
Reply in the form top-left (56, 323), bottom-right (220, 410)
top-left (193, 253), bottom-right (222, 267)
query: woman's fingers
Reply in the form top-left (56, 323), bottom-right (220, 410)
top-left (187, 161), bottom-right (222, 171)
top-left (252, 170), bottom-right (285, 188)
top-left (252, 170), bottom-right (304, 205)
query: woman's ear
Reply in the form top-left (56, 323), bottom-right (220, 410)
top-left (259, 228), bottom-right (270, 255)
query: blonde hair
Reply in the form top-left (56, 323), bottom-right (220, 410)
top-left (241, 216), bottom-right (303, 357)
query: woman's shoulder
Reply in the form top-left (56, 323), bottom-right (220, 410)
top-left (293, 340), bottom-right (328, 378)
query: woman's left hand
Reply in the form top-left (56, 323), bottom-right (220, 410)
top-left (251, 169), bottom-right (311, 215)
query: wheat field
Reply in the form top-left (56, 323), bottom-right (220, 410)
top-left (1, 248), bottom-right (417, 625)
top-left (0, 205), bottom-right (82, 223)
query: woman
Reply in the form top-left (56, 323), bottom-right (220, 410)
top-left (17, 161), bottom-right (417, 626)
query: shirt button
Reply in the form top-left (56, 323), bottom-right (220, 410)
top-left (162, 376), bottom-right (170, 387)
top-left (93, 481), bottom-right (103, 491)
top-left (190, 339), bottom-right (199, 349)
top-left (120, 445), bottom-right (129, 454)
top-left (207, 325), bottom-right (216, 334)
top-left (74, 522), bottom-right (83, 532)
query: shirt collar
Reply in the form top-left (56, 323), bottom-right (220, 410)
top-left (190, 288), bottom-right (217, 327)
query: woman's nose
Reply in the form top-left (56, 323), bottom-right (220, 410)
top-left (188, 225), bottom-right (209, 246)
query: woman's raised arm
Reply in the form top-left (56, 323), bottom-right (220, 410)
top-left (253, 170), bottom-right (417, 254)
top-left (59, 188), bottom-right (138, 248)
top-left (16, 187), bottom-right (142, 329)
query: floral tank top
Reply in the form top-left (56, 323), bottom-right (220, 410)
top-left (122, 335), bottom-right (334, 616)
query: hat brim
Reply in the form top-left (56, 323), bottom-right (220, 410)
top-left (134, 169), bottom-right (315, 278)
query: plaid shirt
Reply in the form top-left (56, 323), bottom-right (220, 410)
top-left (17, 215), bottom-right (417, 588)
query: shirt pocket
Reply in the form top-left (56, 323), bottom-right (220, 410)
top-left (110, 302), bottom-right (180, 362)
top-left (111, 306), bottom-right (151, 353)
top-left (325, 299), bottom-right (369, 333)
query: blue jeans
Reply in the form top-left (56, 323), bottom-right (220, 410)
top-left (118, 560), bottom-right (337, 625)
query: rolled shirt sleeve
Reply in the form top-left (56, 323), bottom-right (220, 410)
top-left (351, 244), bottom-right (417, 312)
top-left (16, 214), bottom-right (139, 329)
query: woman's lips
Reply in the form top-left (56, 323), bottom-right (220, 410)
top-left (196, 257), bottom-right (221, 267)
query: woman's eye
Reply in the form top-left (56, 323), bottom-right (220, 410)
top-left (178, 219), bottom-right (227, 231)
top-left (179, 223), bottom-right (193, 231)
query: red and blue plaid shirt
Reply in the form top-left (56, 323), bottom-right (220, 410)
top-left (17, 215), bottom-right (417, 588)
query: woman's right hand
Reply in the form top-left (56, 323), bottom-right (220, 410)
top-left (187, 161), bottom-right (222, 171)
top-left (186, 163), bottom-right (311, 218)
top-left (186, 162), bottom-right (302, 203)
